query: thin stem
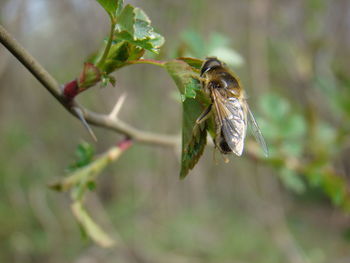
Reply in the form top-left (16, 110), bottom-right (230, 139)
top-left (126, 59), bottom-right (166, 67)
top-left (96, 21), bottom-right (116, 68)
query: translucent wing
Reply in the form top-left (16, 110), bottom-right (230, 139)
top-left (247, 107), bottom-right (269, 157)
top-left (212, 89), bottom-right (247, 156)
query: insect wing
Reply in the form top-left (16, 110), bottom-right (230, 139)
top-left (212, 89), bottom-right (247, 156)
top-left (247, 107), bottom-right (269, 157)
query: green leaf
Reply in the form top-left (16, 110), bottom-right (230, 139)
top-left (99, 41), bottom-right (145, 73)
top-left (68, 141), bottom-right (95, 172)
top-left (180, 99), bottom-right (207, 178)
top-left (147, 32), bottom-right (165, 51)
top-left (115, 5), bottom-right (165, 54)
top-left (164, 59), bottom-right (210, 178)
top-left (53, 146), bottom-right (120, 193)
top-left (178, 57), bottom-right (203, 69)
top-left (117, 4), bottom-right (135, 33)
top-left (134, 7), bottom-right (151, 23)
top-left (115, 31), bottom-right (164, 54)
top-left (78, 63), bottom-right (101, 90)
top-left (165, 60), bottom-right (201, 100)
top-left (96, 0), bottom-right (123, 19)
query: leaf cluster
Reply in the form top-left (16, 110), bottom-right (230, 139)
top-left (77, 0), bottom-right (165, 91)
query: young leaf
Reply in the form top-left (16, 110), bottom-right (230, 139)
top-left (78, 63), bottom-right (101, 90)
top-left (96, 0), bottom-right (123, 19)
top-left (97, 41), bottom-right (145, 73)
top-left (68, 141), bottom-right (95, 172)
top-left (115, 31), bottom-right (164, 53)
top-left (115, 4), bottom-right (165, 53)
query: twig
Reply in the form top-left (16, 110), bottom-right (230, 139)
top-left (0, 24), bottom-right (179, 147)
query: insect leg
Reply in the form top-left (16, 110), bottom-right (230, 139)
top-left (196, 104), bottom-right (212, 124)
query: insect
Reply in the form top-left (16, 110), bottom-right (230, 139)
top-left (196, 57), bottom-right (268, 157)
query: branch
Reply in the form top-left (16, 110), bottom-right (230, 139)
top-left (0, 24), bottom-right (179, 147)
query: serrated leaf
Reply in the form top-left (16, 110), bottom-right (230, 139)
top-left (96, 0), bottom-right (123, 19)
top-left (134, 19), bottom-right (153, 40)
top-left (134, 7), bottom-right (151, 23)
top-left (115, 31), bottom-right (163, 53)
top-left (148, 32), bottom-right (165, 50)
top-left (115, 5), bottom-right (164, 53)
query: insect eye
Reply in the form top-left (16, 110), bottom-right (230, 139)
top-left (200, 58), bottom-right (222, 76)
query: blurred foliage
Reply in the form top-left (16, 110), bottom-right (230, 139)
top-left (51, 141), bottom-right (130, 247)
top-left (179, 30), bottom-right (244, 67)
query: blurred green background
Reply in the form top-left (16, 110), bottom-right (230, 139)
top-left (1, 0), bottom-right (350, 262)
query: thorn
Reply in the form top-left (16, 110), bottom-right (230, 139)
top-left (72, 107), bottom-right (97, 142)
top-left (109, 92), bottom-right (127, 119)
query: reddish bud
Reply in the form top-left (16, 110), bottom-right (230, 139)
top-left (63, 79), bottom-right (79, 101)
top-left (117, 138), bottom-right (133, 151)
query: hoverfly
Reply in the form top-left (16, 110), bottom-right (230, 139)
top-left (196, 57), bottom-right (268, 157)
